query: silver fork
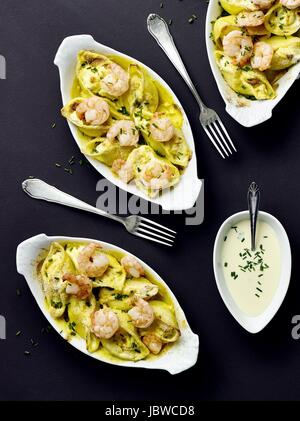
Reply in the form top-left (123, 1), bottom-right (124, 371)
top-left (147, 14), bottom-right (237, 159)
top-left (22, 179), bottom-right (176, 247)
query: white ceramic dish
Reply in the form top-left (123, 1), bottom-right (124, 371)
top-left (54, 35), bottom-right (202, 211)
top-left (16, 234), bottom-right (199, 374)
top-left (205, 2), bottom-right (300, 127)
top-left (213, 211), bottom-right (291, 333)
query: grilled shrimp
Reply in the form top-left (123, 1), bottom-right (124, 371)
top-left (251, 0), bottom-right (275, 9)
top-left (101, 62), bottom-right (129, 97)
top-left (77, 243), bottom-right (109, 278)
top-left (223, 30), bottom-right (253, 66)
top-left (63, 273), bottom-right (92, 300)
top-left (121, 255), bottom-right (145, 278)
top-left (141, 161), bottom-right (174, 191)
top-left (128, 297), bottom-right (154, 329)
top-left (111, 159), bottom-right (134, 183)
top-left (107, 120), bottom-right (139, 146)
top-left (236, 11), bottom-right (265, 27)
top-left (280, 0), bottom-right (300, 8)
top-left (251, 41), bottom-right (273, 71)
top-left (76, 97), bottom-right (110, 126)
top-left (91, 308), bottom-right (119, 339)
top-left (142, 334), bottom-right (163, 355)
top-left (149, 117), bottom-right (175, 143)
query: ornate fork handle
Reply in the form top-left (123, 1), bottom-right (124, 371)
top-left (247, 182), bottom-right (260, 251)
top-left (22, 178), bottom-right (123, 223)
top-left (147, 14), bottom-right (206, 111)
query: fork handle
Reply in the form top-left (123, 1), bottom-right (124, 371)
top-left (147, 14), bottom-right (205, 111)
top-left (22, 178), bottom-right (123, 224)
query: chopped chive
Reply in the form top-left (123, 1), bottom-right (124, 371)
top-left (64, 168), bottom-right (73, 175)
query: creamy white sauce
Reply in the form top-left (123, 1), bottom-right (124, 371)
top-left (221, 219), bottom-right (281, 316)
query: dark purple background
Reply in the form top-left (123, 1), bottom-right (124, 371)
top-left (0, 0), bottom-right (299, 401)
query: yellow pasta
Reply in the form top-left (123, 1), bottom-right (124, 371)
top-left (212, 0), bottom-right (300, 100)
top-left (61, 50), bottom-right (192, 197)
top-left (38, 241), bottom-right (180, 362)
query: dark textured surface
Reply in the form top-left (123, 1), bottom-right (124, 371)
top-left (0, 0), bottom-right (299, 401)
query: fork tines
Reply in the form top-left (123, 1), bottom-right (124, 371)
top-left (203, 117), bottom-right (237, 159)
top-left (134, 217), bottom-right (176, 247)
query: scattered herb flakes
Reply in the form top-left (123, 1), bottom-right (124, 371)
top-left (224, 262), bottom-right (228, 267)
top-left (68, 322), bottom-right (76, 336)
top-left (64, 167), bottom-right (73, 175)
top-left (30, 339), bottom-right (39, 347)
top-left (45, 325), bottom-right (52, 333)
top-left (188, 14), bottom-right (198, 24)
top-left (114, 293), bottom-right (129, 301)
top-left (224, 236), bottom-right (227, 242)
top-left (51, 300), bottom-right (63, 309)
top-left (68, 156), bottom-right (75, 165)
top-left (117, 106), bottom-right (129, 116)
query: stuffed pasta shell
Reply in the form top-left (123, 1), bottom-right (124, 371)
top-left (61, 50), bottom-right (192, 197)
top-left (38, 241), bottom-right (183, 361)
top-left (212, 0), bottom-right (300, 101)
